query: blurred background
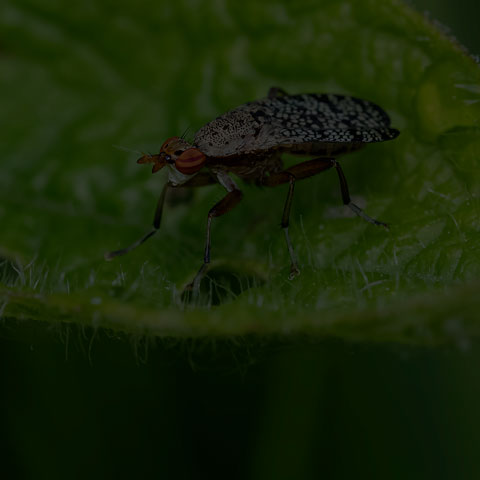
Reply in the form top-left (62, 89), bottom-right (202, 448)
top-left (1, 0), bottom-right (480, 478)
top-left (413, 0), bottom-right (480, 52)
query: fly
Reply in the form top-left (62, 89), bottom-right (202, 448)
top-left (105, 87), bottom-right (399, 291)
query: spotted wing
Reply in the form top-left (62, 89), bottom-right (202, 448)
top-left (194, 93), bottom-right (399, 158)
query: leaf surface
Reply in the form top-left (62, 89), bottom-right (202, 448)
top-left (1, 0), bottom-right (479, 344)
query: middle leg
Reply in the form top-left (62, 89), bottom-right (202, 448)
top-left (265, 157), bottom-right (388, 227)
top-left (263, 157), bottom-right (388, 277)
top-left (264, 158), bottom-right (335, 278)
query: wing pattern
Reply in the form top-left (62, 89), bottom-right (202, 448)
top-left (194, 94), bottom-right (399, 157)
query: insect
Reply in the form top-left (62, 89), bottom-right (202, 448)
top-left (105, 87), bottom-right (399, 290)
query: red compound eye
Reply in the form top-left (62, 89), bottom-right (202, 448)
top-left (175, 148), bottom-right (206, 175)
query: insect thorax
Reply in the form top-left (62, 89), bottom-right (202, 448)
top-left (167, 164), bottom-right (196, 186)
top-left (207, 151), bottom-right (284, 184)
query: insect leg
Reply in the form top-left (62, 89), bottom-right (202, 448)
top-left (188, 188), bottom-right (243, 292)
top-left (271, 159), bottom-right (388, 228)
top-left (105, 173), bottom-right (217, 261)
top-left (333, 160), bottom-right (388, 229)
top-left (264, 158), bottom-right (335, 278)
top-left (104, 182), bottom-right (169, 260)
top-left (282, 174), bottom-right (300, 279)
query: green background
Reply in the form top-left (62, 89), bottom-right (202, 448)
top-left (1, 0), bottom-right (480, 477)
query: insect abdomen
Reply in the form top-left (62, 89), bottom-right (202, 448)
top-left (279, 141), bottom-right (365, 157)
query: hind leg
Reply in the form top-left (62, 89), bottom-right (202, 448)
top-left (264, 157), bottom-right (387, 277)
top-left (265, 157), bottom-right (388, 227)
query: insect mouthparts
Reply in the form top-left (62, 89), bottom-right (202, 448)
top-left (136, 153), bottom-right (167, 173)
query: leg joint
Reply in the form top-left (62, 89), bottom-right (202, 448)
top-left (208, 189), bottom-right (243, 218)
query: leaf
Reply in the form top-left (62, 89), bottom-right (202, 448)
top-left (1, 0), bottom-right (479, 345)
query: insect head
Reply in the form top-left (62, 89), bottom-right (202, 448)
top-left (136, 137), bottom-right (206, 175)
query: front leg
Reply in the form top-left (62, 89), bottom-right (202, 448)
top-left (187, 170), bottom-right (243, 293)
top-left (104, 182), bottom-right (170, 260)
top-left (105, 173), bottom-right (216, 261)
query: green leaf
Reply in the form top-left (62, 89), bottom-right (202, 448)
top-left (1, 0), bottom-right (479, 344)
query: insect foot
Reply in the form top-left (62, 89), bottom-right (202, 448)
top-left (288, 265), bottom-right (300, 281)
top-left (180, 262), bottom-right (268, 306)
